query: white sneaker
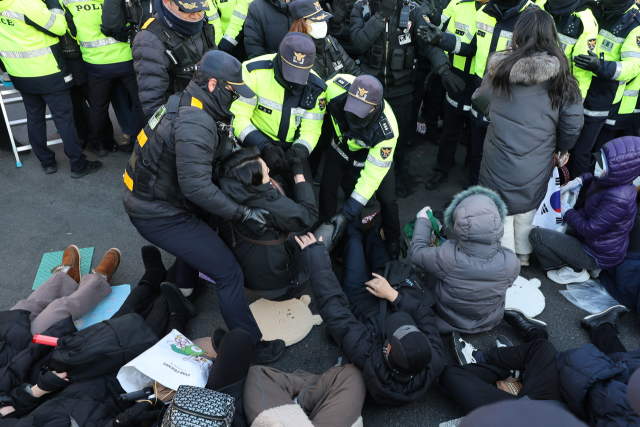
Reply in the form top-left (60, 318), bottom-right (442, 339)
top-left (452, 332), bottom-right (476, 365)
top-left (1, 72), bottom-right (9, 82)
top-left (589, 269), bottom-right (602, 279)
top-left (517, 254), bottom-right (530, 267)
top-left (547, 266), bottom-right (590, 285)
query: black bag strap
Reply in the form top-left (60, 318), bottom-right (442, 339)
top-left (379, 261), bottom-right (393, 340)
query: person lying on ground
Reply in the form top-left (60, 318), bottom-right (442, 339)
top-left (217, 147), bottom-right (318, 301)
top-left (410, 186), bottom-right (520, 334)
top-left (440, 305), bottom-right (638, 426)
top-left (530, 136), bottom-right (640, 285)
top-left (297, 219), bottom-right (444, 407)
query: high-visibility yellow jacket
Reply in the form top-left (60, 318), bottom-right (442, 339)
top-left (206, 0), bottom-right (252, 46)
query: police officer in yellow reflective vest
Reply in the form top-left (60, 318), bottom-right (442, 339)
top-left (569, 0), bottom-right (640, 176)
top-left (420, 0), bottom-right (536, 187)
top-left (320, 74), bottom-right (402, 259)
top-left (61, 0), bottom-right (146, 155)
top-left (425, 0), bottom-right (488, 190)
top-left (0, 0), bottom-right (103, 177)
top-left (230, 32), bottom-right (327, 180)
top-left (206, 0), bottom-right (252, 58)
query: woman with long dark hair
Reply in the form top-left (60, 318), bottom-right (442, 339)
top-left (474, 7), bottom-right (584, 267)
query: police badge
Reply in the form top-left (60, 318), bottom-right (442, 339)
top-left (380, 147), bottom-right (392, 160)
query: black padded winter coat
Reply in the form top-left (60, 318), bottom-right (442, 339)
top-left (244, 0), bottom-right (294, 59)
top-left (313, 36), bottom-right (362, 80)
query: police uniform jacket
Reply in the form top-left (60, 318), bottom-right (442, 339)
top-left (133, 15), bottom-right (216, 119)
top-left (123, 81), bottom-right (243, 220)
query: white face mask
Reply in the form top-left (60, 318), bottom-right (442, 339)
top-left (594, 161), bottom-right (606, 178)
top-left (307, 20), bottom-right (328, 39)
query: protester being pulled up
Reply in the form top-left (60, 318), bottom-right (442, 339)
top-left (218, 147), bottom-right (318, 301)
top-left (529, 136), bottom-right (640, 284)
top-left (410, 187), bottom-right (520, 334)
top-left (299, 219), bottom-right (444, 406)
top-left (474, 7), bottom-right (584, 268)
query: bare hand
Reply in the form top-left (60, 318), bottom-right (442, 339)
top-left (365, 273), bottom-right (398, 302)
top-left (295, 232), bottom-right (321, 250)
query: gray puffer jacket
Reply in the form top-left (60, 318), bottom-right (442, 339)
top-left (410, 186), bottom-right (520, 334)
top-left (475, 51), bottom-right (584, 215)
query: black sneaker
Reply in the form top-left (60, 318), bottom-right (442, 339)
top-left (503, 308), bottom-right (547, 338)
top-left (496, 335), bottom-right (513, 348)
top-left (313, 174), bottom-right (322, 186)
top-left (425, 171), bottom-right (448, 190)
top-left (71, 160), bottom-right (102, 178)
top-left (118, 142), bottom-right (134, 153)
top-left (395, 181), bottom-right (408, 197)
top-left (0, 141), bottom-right (31, 154)
top-left (251, 339), bottom-right (286, 365)
top-left (452, 332), bottom-right (477, 365)
top-left (42, 161), bottom-right (58, 174)
top-left (87, 144), bottom-right (109, 157)
top-left (581, 305), bottom-right (629, 333)
top-left (160, 282), bottom-right (197, 319)
top-left (211, 328), bottom-right (227, 352)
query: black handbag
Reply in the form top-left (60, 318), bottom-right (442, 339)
top-left (49, 313), bottom-right (158, 380)
top-left (161, 385), bottom-right (235, 427)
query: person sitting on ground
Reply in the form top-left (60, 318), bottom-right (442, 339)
top-left (297, 219), bottom-right (444, 407)
top-left (217, 147), bottom-right (318, 301)
top-left (529, 136), bottom-right (640, 285)
top-left (243, 364), bottom-right (366, 427)
top-left (441, 305), bottom-right (638, 426)
top-left (410, 186), bottom-right (520, 334)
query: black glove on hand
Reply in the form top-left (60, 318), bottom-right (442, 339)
top-left (573, 50), bottom-right (600, 72)
top-left (286, 143), bottom-right (310, 162)
top-left (114, 401), bottom-right (162, 427)
top-left (217, 37), bottom-right (235, 53)
top-left (419, 0), bottom-right (436, 18)
top-left (36, 370), bottom-right (69, 393)
top-left (288, 157), bottom-right (305, 176)
top-left (241, 206), bottom-right (272, 235)
top-left (378, 0), bottom-right (397, 19)
top-left (327, 209), bottom-right (352, 242)
top-left (416, 23), bottom-right (442, 45)
top-left (262, 144), bottom-right (290, 175)
top-left (329, 0), bottom-right (348, 25)
top-left (439, 68), bottom-right (466, 94)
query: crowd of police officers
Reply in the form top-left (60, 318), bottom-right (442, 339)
top-left (2, 0), bottom-right (640, 353)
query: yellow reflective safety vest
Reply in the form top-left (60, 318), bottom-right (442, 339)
top-left (325, 74), bottom-right (398, 206)
top-left (205, 0), bottom-right (223, 43)
top-left (207, 0), bottom-right (252, 45)
top-left (61, 0), bottom-right (132, 64)
top-left (230, 53), bottom-right (327, 154)
top-left (0, 0), bottom-right (73, 94)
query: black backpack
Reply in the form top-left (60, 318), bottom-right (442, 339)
top-left (49, 313), bottom-right (158, 381)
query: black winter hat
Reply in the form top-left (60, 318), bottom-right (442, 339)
top-left (385, 311), bottom-right (432, 376)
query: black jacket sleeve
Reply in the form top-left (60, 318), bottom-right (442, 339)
top-left (244, 2), bottom-right (266, 59)
top-left (266, 182), bottom-right (319, 232)
top-left (174, 108), bottom-right (243, 220)
top-left (338, 42), bottom-right (363, 76)
top-left (303, 243), bottom-right (372, 370)
top-left (132, 30), bottom-right (171, 120)
top-left (349, 2), bottom-right (385, 55)
top-left (101, 0), bottom-right (127, 37)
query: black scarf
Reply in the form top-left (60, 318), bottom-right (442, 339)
top-left (344, 103), bottom-right (383, 141)
top-left (155, 0), bottom-right (204, 36)
top-left (545, 0), bottom-right (596, 17)
top-left (188, 81), bottom-right (233, 122)
top-left (600, 0), bottom-right (634, 19)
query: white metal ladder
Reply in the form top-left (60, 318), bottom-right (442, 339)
top-left (1, 86), bottom-right (63, 167)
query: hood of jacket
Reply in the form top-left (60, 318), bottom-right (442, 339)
top-left (444, 186), bottom-right (508, 255)
top-left (596, 136), bottom-right (640, 188)
top-left (486, 51), bottom-right (560, 86)
top-left (267, 0), bottom-right (291, 14)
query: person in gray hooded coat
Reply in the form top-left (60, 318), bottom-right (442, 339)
top-left (410, 186), bottom-right (520, 334)
top-left (474, 8), bottom-right (584, 266)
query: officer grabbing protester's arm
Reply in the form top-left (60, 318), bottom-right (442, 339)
top-left (230, 32), bottom-right (327, 177)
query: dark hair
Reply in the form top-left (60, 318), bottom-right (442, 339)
top-left (192, 60), bottom-right (215, 86)
top-left (219, 146), bottom-right (265, 186)
top-left (489, 7), bottom-right (582, 110)
top-left (289, 18), bottom-right (310, 35)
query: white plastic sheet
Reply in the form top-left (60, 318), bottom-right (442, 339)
top-left (559, 280), bottom-right (621, 314)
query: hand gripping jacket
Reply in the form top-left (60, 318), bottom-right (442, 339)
top-left (326, 74), bottom-right (398, 213)
top-left (230, 53), bottom-right (327, 153)
top-left (124, 92), bottom-right (238, 206)
top-left (139, 16), bottom-right (217, 95)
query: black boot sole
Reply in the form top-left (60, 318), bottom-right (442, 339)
top-left (160, 282), bottom-right (198, 318)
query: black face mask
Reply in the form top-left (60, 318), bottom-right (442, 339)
top-left (204, 81), bottom-right (238, 121)
top-left (601, 0), bottom-right (633, 17)
top-left (346, 110), bottom-right (376, 131)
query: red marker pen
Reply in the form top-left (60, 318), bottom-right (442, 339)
top-left (32, 335), bottom-right (59, 347)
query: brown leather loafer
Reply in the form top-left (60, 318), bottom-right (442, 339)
top-left (92, 248), bottom-right (122, 283)
top-left (50, 245), bottom-right (81, 283)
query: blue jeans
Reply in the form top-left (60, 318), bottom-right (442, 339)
top-left (340, 218), bottom-right (390, 300)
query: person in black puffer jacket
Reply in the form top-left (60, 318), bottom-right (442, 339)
top-left (244, 0), bottom-right (295, 58)
top-left (298, 221), bottom-right (444, 407)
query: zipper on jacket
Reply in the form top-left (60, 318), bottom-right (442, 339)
top-left (383, 21), bottom-right (389, 87)
top-left (172, 403), bottom-right (229, 421)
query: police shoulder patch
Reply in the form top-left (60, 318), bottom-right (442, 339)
top-left (334, 76), bottom-right (351, 89)
top-left (380, 147), bottom-right (392, 160)
top-left (637, 35), bottom-right (640, 49)
top-left (379, 117), bottom-right (393, 137)
top-left (319, 98), bottom-right (327, 111)
top-left (588, 38), bottom-right (596, 51)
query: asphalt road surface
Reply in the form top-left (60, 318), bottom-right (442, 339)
top-left (1, 87), bottom-right (638, 426)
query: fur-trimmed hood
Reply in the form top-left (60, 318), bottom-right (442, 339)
top-left (444, 186), bottom-right (508, 253)
top-left (486, 51), bottom-right (560, 85)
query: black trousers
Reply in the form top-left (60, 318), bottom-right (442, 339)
top-left (569, 119), bottom-right (616, 178)
top-left (386, 93), bottom-right (412, 184)
top-left (69, 84), bottom-right (91, 142)
top-left (529, 228), bottom-right (600, 271)
top-left (319, 151), bottom-right (401, 245)
top-left (308, 116), bottom-right (333, 177)
top-left (410, 56), bottom-right (430, 129)
top-left (129, 213), bottom-right (263, 343)
top-left (86, 72), bottom-right (144, 148)
top-left (0, 108), bottom-right (10, 148)
top-left (421, 76), bottom-right (445, 138)
top-left (22, 89), bottom-right (86, 169)
top-left (468, 122), bottom-right (487, 186)
top-left (435, 101), bottom-right (464, 176)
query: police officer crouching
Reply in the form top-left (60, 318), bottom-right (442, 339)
top-left (321, 74), bottom-right (402, 259)
top-left (123, 50), bottom-right (287, 365)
